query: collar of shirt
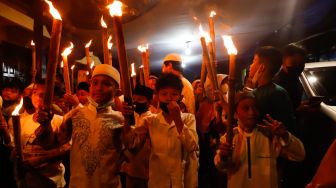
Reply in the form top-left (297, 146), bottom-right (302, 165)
top-left (237, 126), bottom-right (257, 137)
top-left (87, 97), bottom-right (114, 111)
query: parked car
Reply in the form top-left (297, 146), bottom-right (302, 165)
top-left (300, 61), bottom-right (336, 122)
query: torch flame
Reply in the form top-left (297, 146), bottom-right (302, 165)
top-left (222, 35), bottom-right (238, 55)
top-left (12, 98), bottom-right (23, 116)
top-left (199, 24), bottom-right (212, 43)
top-left (61, 61), bottom-right (64, 68)
top-left (209, 11), bottom-right (216, 17)
top-left (85, 40), bottom-right (92, 48)
top-left (31, 40), bottom-right (35, 46)
top-left (107, 1), bottom-right (123, 17)
top-left (71, 65), bottom-right (75, 70)
top-left (90, 61), bottom-right (94, 69)
top-left (101, 16), bottom-right (107, 28)
top-left (44, 0), bottom-right (62, 20)
top-left (137, 44), bottom-right (148, 53)
top-left (131, 63), bottom-right (136, 77)
top-left (61, 42), bottom-right (74, 56)
top-left (108, 35), bottom-right (113, 49)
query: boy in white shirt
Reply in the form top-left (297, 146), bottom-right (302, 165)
top-left (123, 73), bottom-right (198, 188)
top-left (214, 91), bottom-right (305, 188)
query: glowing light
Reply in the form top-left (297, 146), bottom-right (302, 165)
top-left (137, 44), bottom-right (149, 53)
top-left (108, 35), bottom-right (113, 49)
top-left (101, 16), bottom-right (107, 28)
top-left (185, 41), bottom-right (191, 55)
top-left (31, 40), bottom-right (35, 46)
top-left (44, 0), bottom-right (62, 20)
top-left (86, 71), bottom-right (89, 75)
top-left (185, 48), bottom-right (191, 55)
top-left (107, 1), bottom-right (122, 17)
top-left (85, 40), bottom-right (92, 48)
top-left (71, 65), bottom-right (75, 70)
top-left (12, 98), bottom-right (23, 115)
top-left (131, 63), bottom-right (136, 77)
top-left (199, 24), bottom-right (212, 44)
top-left (90, 61), bottom-right (94, 69)
top-left (61, 42), bottom-right (74, 56)
top-left (61, 61), bottom-right (64, 68)
top-left (308, 76), bottom-right (317, 83)
top-left (222, 35), bottom-right (238, 55)
top-left (210, 11), bottom-right (216, 17)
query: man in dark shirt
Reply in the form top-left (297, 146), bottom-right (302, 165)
top-left (274, 44), bottom-right (306, 110)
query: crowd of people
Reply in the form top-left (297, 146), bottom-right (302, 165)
top-left (0, 44), bottom-right (334, 188)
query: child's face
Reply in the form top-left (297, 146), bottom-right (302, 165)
top-left (235, 98), bottom-right (259, 131)
top-left (31, 84), bottom-right (46, 109)
top-left (157, 87), bottom-right (181, 103)
top-left (1, 87), bottom-right (20, 102)
top-left (90, 75), bottom-right (117, 105)
top-left (76, 89), bottom-right (89, 104)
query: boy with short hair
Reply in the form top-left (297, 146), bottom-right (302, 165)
top-left (122, 85), bottom-right (154, 188)
top-left (123, 73), bottom-right (198, 188)
top-left (1, 78), bottom-right (22, 121)
top-left (214, 91), bottom-right (305, 188)
top-left (76, 82), bottom-right (90, 105)
top-left (8, 79), bottom-right (67, 188)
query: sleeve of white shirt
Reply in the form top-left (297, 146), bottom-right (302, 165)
top-left (122, 116), bottom-right (150, 150)
top-left (277, 132), bottom-right (306, 161)
top-left (178, 113), bottom-right (198, 153)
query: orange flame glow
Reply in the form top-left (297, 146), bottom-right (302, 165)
top-left (86, 71), bottom-right (89, 75)
top-left (85, 40), bottom-right (92, 48)
top-left (199, 24), bottom-right (212, 43)
top-left (101, 16), bottom-right (107, 28)
top-left (137, 44), bottom-right (148, 53)
top-left (209, 11), bottom-right (216, 17)
top-left (61, 42), bottom-right (74, 56)
top-left (108, 35), bottom-right (113, 49)
top-left (139, 65), bottom-right (144, 68)
top-left (107, 1), bottom-right (122, 17)
top-left (90, 61), bottom-right (94, 69)
top-left (131, 63), bottom-right (136, 77)
top-left (44, 0), bottom-right (62, 20)
top-left (61, 61), bottom-right (64, 68)
top-left (31, 40), bottom-right (35, 46)
top-left (12, 98), bottom-right (23, 116)
top-left (222, 35), bottom-right (238, 55)
top-left (71, 65), bottom-right (75, 70)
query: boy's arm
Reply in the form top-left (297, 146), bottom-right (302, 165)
top-left (278, 132), bottom-right (305, 161)
top-left (214, 134), bottom-right (233, 172)
top-left (122, 117), bottom-right (150, 151)
top-left (35, 106), bottom-right (80, 149)
top-left (178, 113), bottom-right (198, 153)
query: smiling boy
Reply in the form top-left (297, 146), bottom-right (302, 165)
top-left (214, 91), bottom-right (305, 188)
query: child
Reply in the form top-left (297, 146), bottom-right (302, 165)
top-left (214, 91), bottom-right (305, 188)
top-left (122, 85), bottom-right (154, 188)
top-left (76, 82), bottom-right (90, 105)
top-left (123, 73), bottom-right (198, 188)
top-left (34, 64), bottom-right (126, 188)
top-left (8, 79), bottom-right (68, 188)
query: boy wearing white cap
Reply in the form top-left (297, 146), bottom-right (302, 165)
top-left (162, 53), bottom-right (195, 115)
top-left (35, 64), bottom-right (126, 188)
